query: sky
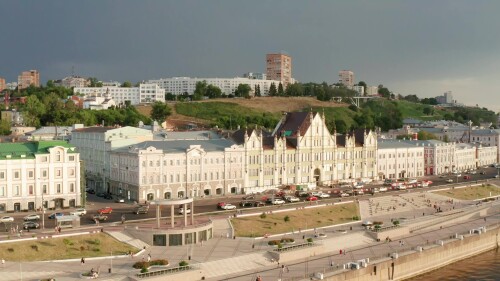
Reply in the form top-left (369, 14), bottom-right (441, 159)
top-left (1, 0), bottom-right (499, 111)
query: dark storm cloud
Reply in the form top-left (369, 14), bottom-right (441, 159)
top-left (1, 0), bottom-right (499, 109)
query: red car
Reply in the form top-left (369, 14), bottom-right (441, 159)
top-left (306, 196), bottom-right (318, 201)
top-left (217, 202), bottom-right (226, 209)
top-left (463, 175), bottom-right (471, 180)
top-left (97, 207), bottom-right (113, 215)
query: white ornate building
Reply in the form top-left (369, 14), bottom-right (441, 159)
top-left (107, 112), bottom-right (378, 201)
top-left (0, 141), bottom-right (81, 212)
top-left (74, 83), bottom-right (165, 105)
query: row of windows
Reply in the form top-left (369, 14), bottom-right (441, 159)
top-left (0, 168), bottom-right (76, 180)
top-left (139, 170), bottom-right (242, 184)
top-left (0, 183), bottom-right (76, 196)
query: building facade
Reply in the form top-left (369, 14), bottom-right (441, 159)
top-left (338, 70), bottom-right (354, 88)
top-left (377, 140), bottom-right (425, 179)
top-left (243, 72), bottom-right (266, 80)
top-left (73, 83), bottom-right (165, 105)
top-left (266, 53), bottom-right (292, 88)
top-left (70, 126), bottom-right (154, 193)
top-left (104, 112), bottom-right (378, 201)
top-left (18, 70), bottom-right (40, 89)
top-left (146, 77), bottom-right (281, 96)
top-left (55, 76), bottom-right (90, 88)
top-left (454, 143), bottom-right (476, 172)
top-left (476, 145), bottom-right (497, 167)
top-left (0, 141), bottom-right (81, 212)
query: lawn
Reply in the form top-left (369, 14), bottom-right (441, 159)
top-left (231, 203), bottom-right (359, 237)
top-left (0, 233), bottom-right (137, 262)
top-left (433, 185), bottom-right (500, 200)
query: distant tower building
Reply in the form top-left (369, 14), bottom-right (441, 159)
top-left (0, 77), bottom-right (5, 92)
top-left (444, 91), bottom-right (453, 104)
top-left (17, 70), bottom-right (40, 89)
top-left (338, 70), bottom-right (354, 88)
top-left (266, 53), bottom-right (292, 87)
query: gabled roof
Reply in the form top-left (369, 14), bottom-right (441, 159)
top-left (274, 112), bottom-right (314, 138)
top-left (231, 128), bottom-right (254, 145)
top-left (336, 135), bottom-right (346, 147)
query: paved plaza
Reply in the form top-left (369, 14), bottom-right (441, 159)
top-left (0, 186), bottom-right (498, 281)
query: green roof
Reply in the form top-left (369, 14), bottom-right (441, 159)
top-left (0, 141), bottom-right (77, 160)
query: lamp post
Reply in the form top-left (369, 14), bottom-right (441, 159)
top-left (41, 186), bottom-right (45, 230)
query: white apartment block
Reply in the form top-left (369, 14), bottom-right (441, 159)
top-left (146, 77), bottom-right (282, 96)
top-left (74, 83), bottom-right (165, 105)
top-left (352, 85), bottom-right (364, 96)
top-left (70, 126), bottom-right (154, 193)
top-left (366, 86), bottom-right (379, 96)
top-left (0, 141), bottom-right (81, 212)
top-left (377, 140), bottom-right (425, 179)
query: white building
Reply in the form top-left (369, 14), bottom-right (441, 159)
top-left (352, 85), bottom-right (364, 96)
top-left (109, 139), bottom-right (244, 201)
top-left (70, 126), bottom-right (154, 193)
top-left (338, 70), bottom-right (354, 88)
top-left (146, 77), bottom-right (282, 96)
top-left (454, 143), bottom-right (476, 172)
top-left (377, 140), bottom-right (425, 179)
top-left (74, 83), bottom-right (165, 105)
top-left (366, 86), bottom-right (379, 96)
top-left (476, 144), bottom-right (497, 167)
top-left (83, 91), bottom-right (116, 110)
top-left (0, 141), bottom-right (81, 212)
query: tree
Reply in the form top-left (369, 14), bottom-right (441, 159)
top-left (46, 80), bottom-right (55, 88)
top-left (206, 84), bottom-right (222, 99)
top-left (277, 82), bottom-right (284, 96)
top-left (254, 85), bottom-right (261, 97)
top-left (378, 87), bottom-right (391, 98)
top-left (150, 101), bottom-right (171, 122)
top-left (423, 107), bottom-right (434, 116)
top-left (285, 83), bottom-right (304, 97)
top-left (193, 80), bottom-right (208, 100)
top-left (88, 78), bottom-right (102, 87)
top-left (403, 95), bottom-right (420, 103)
top-left (121, 81), bottom-right (132, 87)
top-left (417, 131), bottom-right (438, 140)
top-left (234, 84), bottom-right (251, 98)
top-left (268, 83), bottom-right (277, 96)
top-left (23, 95), bottom-right (46, 127)
top-left (0, 119), bottom-right (11, 135)
top-left (165, 93), bottom-right (176, 101)
top-left (357, 81), bottom-right (367, 94)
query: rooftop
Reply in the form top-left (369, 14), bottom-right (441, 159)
top-left (115, 139), bottom-right (237, 154)
top-left (0, 141), bottom-right (77, 160)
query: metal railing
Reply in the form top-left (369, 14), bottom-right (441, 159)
top-left (273, 241), bottom-right (316, 252)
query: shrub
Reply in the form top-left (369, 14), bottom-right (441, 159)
top-left (374, 225), bottom-right (381, 230)
top-left (80, 246), bottom-right (85, 251)
top-left (31, 245), bottom-right (38, 251)
top-left (63, 239), bottom-right (73, 246)
top-left (179, 260), bottom-right (189, 267)
top-left (92, 248), bottom-right (100, 252)
top-left (352, 216), bottom-right (360, 221)
top-left (133, 261), bottom-right (149, 269)
top-left (393, 220), bottom-right (400, 226)
top-left (7, 248), bottom-right (14, 252)
top-left (93, 239), bottom-right (101, 245)
top-left (140, 267), bottom-right (148, 273)
top-left (268, 240), bottom-right (281, 246)
top-left (280, 238), bottom-right (295, 243)
top-left (284, 215), bottom-right (290, 222)
top-left (150, 259), bottom-right (168, 266)
top-left (373, 221), bottom-right (383, 225)
top-left (277, 243), bottom-right (283, 249)
top-left (260, 212), bottom-right (267, 219)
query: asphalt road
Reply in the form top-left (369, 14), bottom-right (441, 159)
top-left (2, 167), bottom-right (499, 232)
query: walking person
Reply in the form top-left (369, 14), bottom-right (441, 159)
top-left (81, 257), bottom-right (85, 265)
top-left (147, 253), bottom-right (151, 262)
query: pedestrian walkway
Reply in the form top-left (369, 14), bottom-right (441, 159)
top-left (107, 231), bottom-right (149, 249)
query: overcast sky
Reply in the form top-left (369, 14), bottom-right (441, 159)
top-left (1, 0), bottom-right (499, 111)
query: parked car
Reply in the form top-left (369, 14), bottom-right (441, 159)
top-left (253, 201), bottom-right (265, 207)
top-left (103, 194), bottom-right (113, 200)
top-left (339, 193), bottom-right (350, 197)
top-left (97, 207), bottom-right (113, 215)
top-left (242, 195), bottom-right (255, 200)
top-left (463, 175), bottom-right (471, 180)
top-left (378, 187), bottom-right (388, 192)
top-left (0, 216), bottom-right (14, 223)
top-left (48, 213), bottom-right (64, 219)
top-left (318, 193), bottom-right (330, 198)
top-left (446, 179), bottom-right (454, 183)
top-left (285, 196), bottom-right (300, 203)
top-left (23, 214), bottom-right (40, 221)
top-left (471, 170), bottom-right (477, 174)
top-left (272, 199), bottom-right (286, 205)
top-left (480, 171), bottom-right (486, 175)
top-left (23, 221), bottom-right (39, 230)
top-left (408, 179), bottom-right (417, 184)
top-left (115, 197), bottom-right (125, 203)
top-left (354, 190), bottom-right (364, 195)
top-left (70, 208), bottom-right (87, 216)
top-left (306, 196), bottom-right (318, 201)
top-left (239, 201), bottom-right (254, 207)
top-left (91, 214), bottom-right (108, 221)
top-left (134, 205), bottom-right (149, 214)
top-left (178, 207), bottom-right (191, 214)
top-left (310, 191), bottom-right (322, 196)
top-left (217, 202), bottom-right (227, 209)
top-left (221, 204), bottom-right (237, 210)
top-left (86, 189), bottom-right (95, 194)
